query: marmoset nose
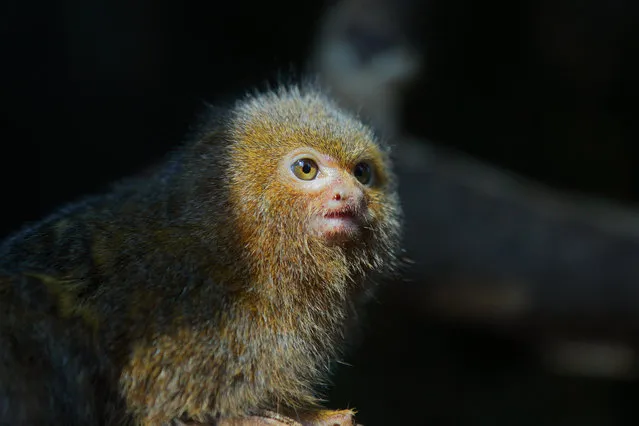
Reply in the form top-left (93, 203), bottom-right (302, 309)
top-left (326, 181), bottom-right (364, 209)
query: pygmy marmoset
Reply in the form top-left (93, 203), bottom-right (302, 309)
top-left (0, 84), bottom-right (402, 425)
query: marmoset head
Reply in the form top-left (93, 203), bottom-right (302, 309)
top-left (182, 85), bottom-right (401, 291)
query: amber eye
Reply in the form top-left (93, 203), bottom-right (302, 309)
top-left (353, 162), bottom-right (373, 185)
top-left (291, 158), bottom-right (319, 180)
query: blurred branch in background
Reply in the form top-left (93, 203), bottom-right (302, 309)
top-left (397, 141), bottom-right (639, 378)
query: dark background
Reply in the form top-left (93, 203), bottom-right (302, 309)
top-left (3, 0), bottom-right (639, 424)
top-left (0, 0), bottom-right (327, 238)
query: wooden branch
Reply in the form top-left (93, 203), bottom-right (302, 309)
top-left (173, 409), bottom-right (358, 426)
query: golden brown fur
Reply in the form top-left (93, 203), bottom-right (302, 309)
top-left (0, 84), bottom-right (402, 425)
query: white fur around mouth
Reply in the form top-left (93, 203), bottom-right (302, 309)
top-left (312, 210), bottom-right (362, 242)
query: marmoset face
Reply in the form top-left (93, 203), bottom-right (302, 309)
top-left (277, 146), bottom-right (379, 245)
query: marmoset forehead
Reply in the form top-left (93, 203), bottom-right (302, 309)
top-left (231, 88), bottom-right (386, 167)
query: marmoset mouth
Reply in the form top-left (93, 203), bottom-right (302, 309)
top-left (323, 208), bottom-right (356, 219)
top-left (313, 208), bottom-right (363, 244)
